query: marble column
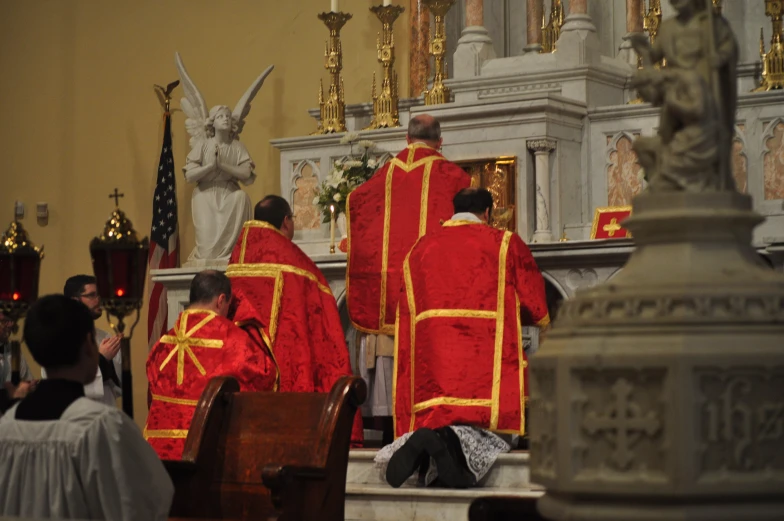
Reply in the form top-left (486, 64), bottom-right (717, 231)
top-left (528, 139), bottom-right (556, 243)
top-left (525, 0), bottom-right (544, 53)
top-left (453, 0), bottom-right (497, 78)
top-left (409, 0), bottom-right (430, 97)
top-left (618, 0), bottom-right (644, 65)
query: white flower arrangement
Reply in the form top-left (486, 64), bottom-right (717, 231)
top-left (314, 134), bottom-right (381, 222)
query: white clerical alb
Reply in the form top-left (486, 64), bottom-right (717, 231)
top-left (0, 397), bottom-right (173, 520)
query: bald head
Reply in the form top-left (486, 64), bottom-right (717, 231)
top-left (255, 195), bottom-right (295, 240)
top-left (407, 115), bottom-right (442, 147)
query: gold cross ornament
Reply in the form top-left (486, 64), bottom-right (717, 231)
top-left (603, 218), bottom-right (622, 237)
top-left (159, 311), bottom-right (224, 385)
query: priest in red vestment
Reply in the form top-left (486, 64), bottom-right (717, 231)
top-left (145, 270), bottom-right (275, 460)
top-left (380, 188), bottom-right (549, 488)
top-left (227, 195), bottom-right (364, 445)
top-left (346, 114), bottom-right (471, 441)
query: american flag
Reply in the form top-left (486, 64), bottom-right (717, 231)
top-left (147, 112), bottom-right (179, 349)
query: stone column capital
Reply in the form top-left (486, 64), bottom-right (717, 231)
top-left (527, 139), bottom-right (557, 153)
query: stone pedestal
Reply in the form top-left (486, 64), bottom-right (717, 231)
top-left (530, 192), bottom-right (784, 521)
top-left (555, 0), bottom-right (601, 66)
top-left (453, 26), bottom-right (497, 78)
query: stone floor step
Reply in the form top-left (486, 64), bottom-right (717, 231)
top-left (347, 449), bottom-right (532, 489)
top-left (344, 484), bottom-right (543, 521)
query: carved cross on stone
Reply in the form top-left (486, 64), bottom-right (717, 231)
top-left (583, 378), bottom-right (661, 470)
top-left (109, 188), bottom-right (125, 207)
top-left (603, 218), bottom-right (622, 237)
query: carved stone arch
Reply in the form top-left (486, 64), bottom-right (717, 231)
top-left (732, 123), bottom-right (748, 194)
top-left (290, 159), bottom-right (322, 231)
top-left (761, 117), bottom-right (784, 200)
top-left (542, 272), bottom-right (567, 321)
top-left (606, 130), bottom-right (643, 207)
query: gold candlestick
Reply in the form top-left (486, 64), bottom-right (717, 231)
top-left (366, 4), bottom-right (405, 129)
top-left (643, 0), bottom-right (662, 49)
top-left (755, 0), bottom-right (784, 92)
top-left (313, 11), bottom-right (352, 135)
top-left (423, 0), bottom-right (456, 105)
top-left (541, 0), bottom-right (564, 54)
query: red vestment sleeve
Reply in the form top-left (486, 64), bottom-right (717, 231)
top-left (508, 234), bottom-right (550, 328)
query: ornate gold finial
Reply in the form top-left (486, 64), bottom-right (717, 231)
top-left (423, 0), bottom-right (456, 106)
top-left (97, 207), bottom-right (140, 244)
top-left (366, 4), bottom-right (405, 129)
top-left (542, 0), bottom-right (564, 54)
top-left (754, 0), bottom-right (784, 92)
top-left (1, 220), bottom-right (43, 256)
top-left (313, 11), bottom-right (352, 134)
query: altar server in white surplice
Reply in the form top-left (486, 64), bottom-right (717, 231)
top-left (0, 295), bottom-right (173, 521)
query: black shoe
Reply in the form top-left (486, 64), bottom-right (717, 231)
top-left (431, 428), bottom-right (476, 489)
top-left (385, 428), bottom-right (438, 487)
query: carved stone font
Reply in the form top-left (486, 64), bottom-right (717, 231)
top-left (530, 8), bottom-right (784, 517)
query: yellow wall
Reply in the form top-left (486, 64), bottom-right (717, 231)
top-left (0, 0), bottom-right (409, 425)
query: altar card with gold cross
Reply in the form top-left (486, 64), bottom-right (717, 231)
top-left (590, 206), bottom-right (632, 240)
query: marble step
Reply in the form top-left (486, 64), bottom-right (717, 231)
top-left (345, 484), bottom-right (543, 521)
top-left (347, 449), bottom-right (533, 488)
top-left (345, 450), bottom-right (540, 521)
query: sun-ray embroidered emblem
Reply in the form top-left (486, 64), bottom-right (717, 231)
top-left (159, 311), bottom-right (224, 385)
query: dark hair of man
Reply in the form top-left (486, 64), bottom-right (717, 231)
top-left (407, 116), bottom-right (441, 142)
top-left (254, 195), bottom-right (292, 229)
top-left (453, 187), bottom-right (494, 215)
top-left (63, 275), bottom-right (97, 299)
top-left (189, 270), bottom-right (232, 305)
top-left (24, 295), bottom-right (95, 369)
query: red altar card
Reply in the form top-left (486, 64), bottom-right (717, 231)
top-left (590, 206), bottom-right (632, 239)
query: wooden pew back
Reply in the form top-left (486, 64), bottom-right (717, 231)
top-left (165, 375), bottom-right (366, 521)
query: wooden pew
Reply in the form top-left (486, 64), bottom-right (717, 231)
top-left (163, 375), bottom-right (366, 521)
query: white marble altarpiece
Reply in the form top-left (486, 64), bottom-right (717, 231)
top-left (154, 0), bottom-right (784, 333)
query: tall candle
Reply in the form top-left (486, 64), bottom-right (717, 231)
top-left (383, 0), bottom-right (391, 6)
top-left (329, 205), bottom-right (336, 251)
top-left (331, 0), bottom-right (339, 12)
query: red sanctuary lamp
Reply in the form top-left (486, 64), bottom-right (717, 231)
top-left (0, 220), bottom-right (43, 385)
top-left (89, 195), bottom-right (149, 418)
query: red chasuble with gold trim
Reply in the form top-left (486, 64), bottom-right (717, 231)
top-left (346, 143), bottom-right (471, 335)
top-left (227, 221), bottom-right (364, 445)
top-left (394, 221), bottom-right (549, 438)
top-left (145, 309), bottom-right (275, 459)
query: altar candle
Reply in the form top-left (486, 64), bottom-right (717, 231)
top-left (331, 0), bottom-right (339, 12)
top-left (329, 204), bottom-right (336, 250)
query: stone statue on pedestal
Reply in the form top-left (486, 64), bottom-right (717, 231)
top-left (529, 2), bottom-right (784, 520)
top-left (175, 52), bottom-right (274, 264)
top-left (629, 0), bottom-right (738, 192)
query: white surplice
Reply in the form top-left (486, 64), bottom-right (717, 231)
top-left (0, 397), bottom-right (173, 520)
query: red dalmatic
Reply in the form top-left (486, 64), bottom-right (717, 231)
top-left (228, 221), bottom-right (364, 445)
top-left (394, 220), bottom-right (550, 438)
top-left (346, 143), bottom-right (471, 335)
top-left (145, 309), bottom-right (275, 459)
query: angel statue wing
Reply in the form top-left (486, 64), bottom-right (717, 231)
top-left (175, 52), bottom-right (209, 149)
top-left (232, 65), bottom-right (274, 137)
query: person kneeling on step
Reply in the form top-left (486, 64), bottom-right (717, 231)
top-left (375, 188), bottom-right (550, 488)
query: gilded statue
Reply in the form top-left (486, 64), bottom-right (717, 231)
top-left (629, 0), bottom-right (738, 192)
top-left (175, 52), bottom-right (274, 263)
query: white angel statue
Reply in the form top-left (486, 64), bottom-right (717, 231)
top-left (175, 52), bottom-right (274, 263)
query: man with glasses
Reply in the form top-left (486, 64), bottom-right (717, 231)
top-left (228, 195), bottom-right (363, 446)
top-left (41, 275), bottom-right (122, 406)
